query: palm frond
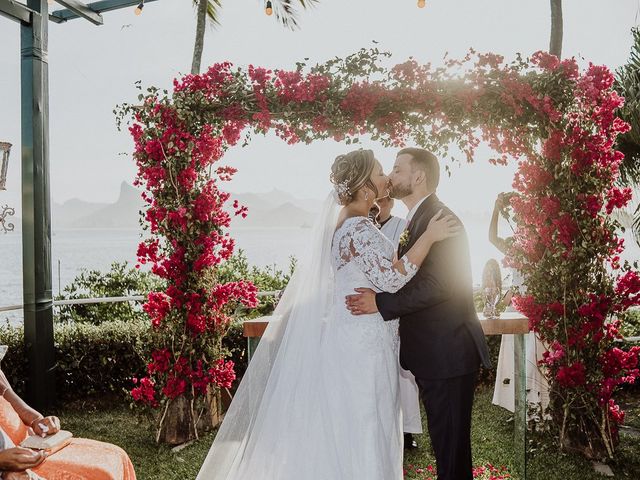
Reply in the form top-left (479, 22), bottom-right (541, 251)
top-left (615, 27), bottom-right (640, 188)
top-left (192, 0), bottom-right (222, 27)
top-left (615, 28), bottom-right (640, 244)
top-left (271, 0), bottom-right (320, 30)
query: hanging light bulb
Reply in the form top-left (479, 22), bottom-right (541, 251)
top-left (134, 1), bottom-right (144, 15)
top-left (265, 1), bottom-right (273, 16)
top-left (417, 0), bottom-right (426, 8)
top-left (48, 0), bottom-right (54, 4)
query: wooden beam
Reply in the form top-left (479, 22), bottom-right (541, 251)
top-left (54, 0), bottom-right (103, 25)
top-left (50, 0), bottom-right (158, 23)
top-left (0, 0), bottom-right (34, 24)
top-left (242, 313), bottom-right (531, 338)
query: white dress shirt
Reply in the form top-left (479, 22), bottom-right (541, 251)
top-left (405, 194), bottom-right (431, 224)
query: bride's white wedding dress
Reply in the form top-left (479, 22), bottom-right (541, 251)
top-left (197, 196), bottom-right (419, 480)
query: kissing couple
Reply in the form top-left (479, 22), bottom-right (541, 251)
top-left (197, 147), bottom-right (491, 480)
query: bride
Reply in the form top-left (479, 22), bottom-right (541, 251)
top-left (197, 149), bottom-right (459, 480)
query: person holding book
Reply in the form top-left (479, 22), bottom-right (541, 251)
top-left (0, 368), bottom-right (136, 480)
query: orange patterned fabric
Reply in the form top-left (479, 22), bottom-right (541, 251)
top-left (0, 392), bottom-right (136, 480)
top-left (32, 438), bottom-right (137, 480)
top-left (0, 396), bottom-right (29, 445)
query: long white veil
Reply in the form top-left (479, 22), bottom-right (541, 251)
top-left (197, 192), bottom-right (341, 479)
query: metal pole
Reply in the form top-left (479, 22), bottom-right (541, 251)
top-left (21, 0), bottom-right (56, 410)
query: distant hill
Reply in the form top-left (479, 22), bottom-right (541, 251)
top-left (233, 201), bottom-right (316, 228)
top-left (50, 184), bottom-right (321, 230)
top-left (231, 189), bottom-right (323, 215)
top-left (53, 198), bottom-right (107, 229)
top-left (71, 182), bottom-right (144, 228)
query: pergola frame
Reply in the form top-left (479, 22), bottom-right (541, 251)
top-left (0, 0), bottom-right (158, 410)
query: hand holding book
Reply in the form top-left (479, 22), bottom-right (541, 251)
top-left (29, 416), bottom-right (60, 438)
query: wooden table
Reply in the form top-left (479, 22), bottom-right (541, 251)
top-left (242, 312), bottom-right (530, 478)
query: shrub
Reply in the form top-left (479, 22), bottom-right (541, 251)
top-left (55, 261), bottom-right (164, 325)
top-left (0, 318), bottom-right (248, 404)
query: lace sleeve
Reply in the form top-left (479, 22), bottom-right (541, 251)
top-left (338, 218), bottom-right (418, 293)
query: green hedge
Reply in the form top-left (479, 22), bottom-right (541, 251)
top-left (0, 319), bottom-right (247, 403)
top-left (0, 320), bottom-right (150, 401)
top-left (0, 312), bottom-right (507, 404)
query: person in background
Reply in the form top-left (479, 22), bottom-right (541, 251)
top-left (488, 192), bottom-right (549, 416)
top-left (0, 368), bottom-right (136, 480)
top-left (371, 195), bottom-right (423, 450)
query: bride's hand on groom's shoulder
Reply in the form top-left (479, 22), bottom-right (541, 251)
top-left (345, 288), bottom-right (378, 316)
top-left (426, 210), bottom-right (461, 243)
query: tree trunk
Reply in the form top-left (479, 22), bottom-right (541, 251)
top-left (157, 395), bottom-right (197, 445)
top-left (549, 0), bottom-right (563, 58)
top-left (196, 387), bottom-right (225, 432)
top-left (191, 0), bottom-right (208, 74)
top-left (156, 389), bottom-right (226, 444)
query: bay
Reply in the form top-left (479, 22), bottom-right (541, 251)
top-left (1, 219), bottom-right (638, 324)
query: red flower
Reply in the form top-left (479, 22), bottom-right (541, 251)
top-left (556, 362), bottom-right (586, 388)
top-left (148, 348), bottom-right (172, 374)
top-left (137, 238), bottom-right (160, 265)
top-left (162, 375), bottom-right (187, 399)
top-left (582, 194), bottom-right (603, 218)
top-left (512, 295), bottom-right (545, 330)
top-left (177, 167), bottom-right (198, 190)
top-left (608, 399), bottom-right (625, 424)
top-left (605, 187), bottom-right (632, 214)
top-left (552, 214), bottom-right (578, 250)
top-left (531, 51), bottom-right (560, 71)
top-left (143, 292), bottom-right (172, 328)
top-left (208, 359), bottom-right (236, 389)
top-left (209, 281), bottom-right (259, 311)
top-left (614, 270), bottom-right (640, 310)
top-left (541, 341), bottom-right (565, 366)
top-left (559, 58), bottom-right (580, 80)
top-left (542, 131), bottom-right (564, 162)
top-left (131, 377), bottom-right (158, 407)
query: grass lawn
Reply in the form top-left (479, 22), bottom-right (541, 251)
top-left (54, 387), bottom-right (640, 480)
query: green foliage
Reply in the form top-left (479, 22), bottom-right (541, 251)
top-left (0, 318), bottom-right (248, 403)
top-left (55, 261), bottom-right (164, 325)
top-left (217, 249), bottom-right (295, 318)
top-left (222, 319), bottom-right (249, 386)
top-left (0, 320), bottom-right (150, 401)
top-left (615, 28), bottom-right (640, 187)
top-left (615, 28), bottom-right (640, 242)
top-left (620, 308), bottom-right (640, 338)
top-left (0, 256), bottom-right (287, 404)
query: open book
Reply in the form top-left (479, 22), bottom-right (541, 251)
top-left (20, 430), bottom-right (73, 454)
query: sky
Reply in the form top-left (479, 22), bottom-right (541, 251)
top-left (1, 0), bottom-right (639, 218)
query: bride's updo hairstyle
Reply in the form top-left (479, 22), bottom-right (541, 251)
top-left (330, 149), bottom-right (378, 205)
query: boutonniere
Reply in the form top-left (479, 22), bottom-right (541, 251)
top-left (399, 229), bottom-right (411, 249)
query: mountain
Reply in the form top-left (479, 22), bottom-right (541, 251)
top-left (233, 201), bottom-right (316, 228)
top-left (53, 199), bottom-right (108, 229)
top-left (71, 182), bottom-right (144, 228)
top-left (49, 183), bottom-right (320, 230)
top-left (230, 188), bottom-right (323, 214)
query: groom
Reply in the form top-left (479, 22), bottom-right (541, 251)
top-left (346, 148), bottom-right (491, 480)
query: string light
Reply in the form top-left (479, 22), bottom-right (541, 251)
top-left (417, 0), bottom-right (426, 8)
top-left (134, 1), bottom-right (144, 16)
top-left (265, 1), bottom-right (273, 16)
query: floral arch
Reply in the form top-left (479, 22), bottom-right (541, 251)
top-left (117, 47), bottom-right (640, 458)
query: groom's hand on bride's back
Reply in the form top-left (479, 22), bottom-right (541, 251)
top-left (345, 288), bottom-right (378, 315)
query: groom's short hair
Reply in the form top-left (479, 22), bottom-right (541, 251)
top-left (398, 148), bottom-right (440, 191)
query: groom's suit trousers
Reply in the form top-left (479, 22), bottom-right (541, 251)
top-left (415, 371), bottom-right (477, 480)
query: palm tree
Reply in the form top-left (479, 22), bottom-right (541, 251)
top-left (190, 0), bottom-right (319, 74)
top-left (549, 0), bottom-right (563, 58)
top-left (615, 28), bottom-right (640, 243)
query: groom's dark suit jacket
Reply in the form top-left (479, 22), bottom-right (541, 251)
top-left (376, 194), bottom-right (491, 380)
